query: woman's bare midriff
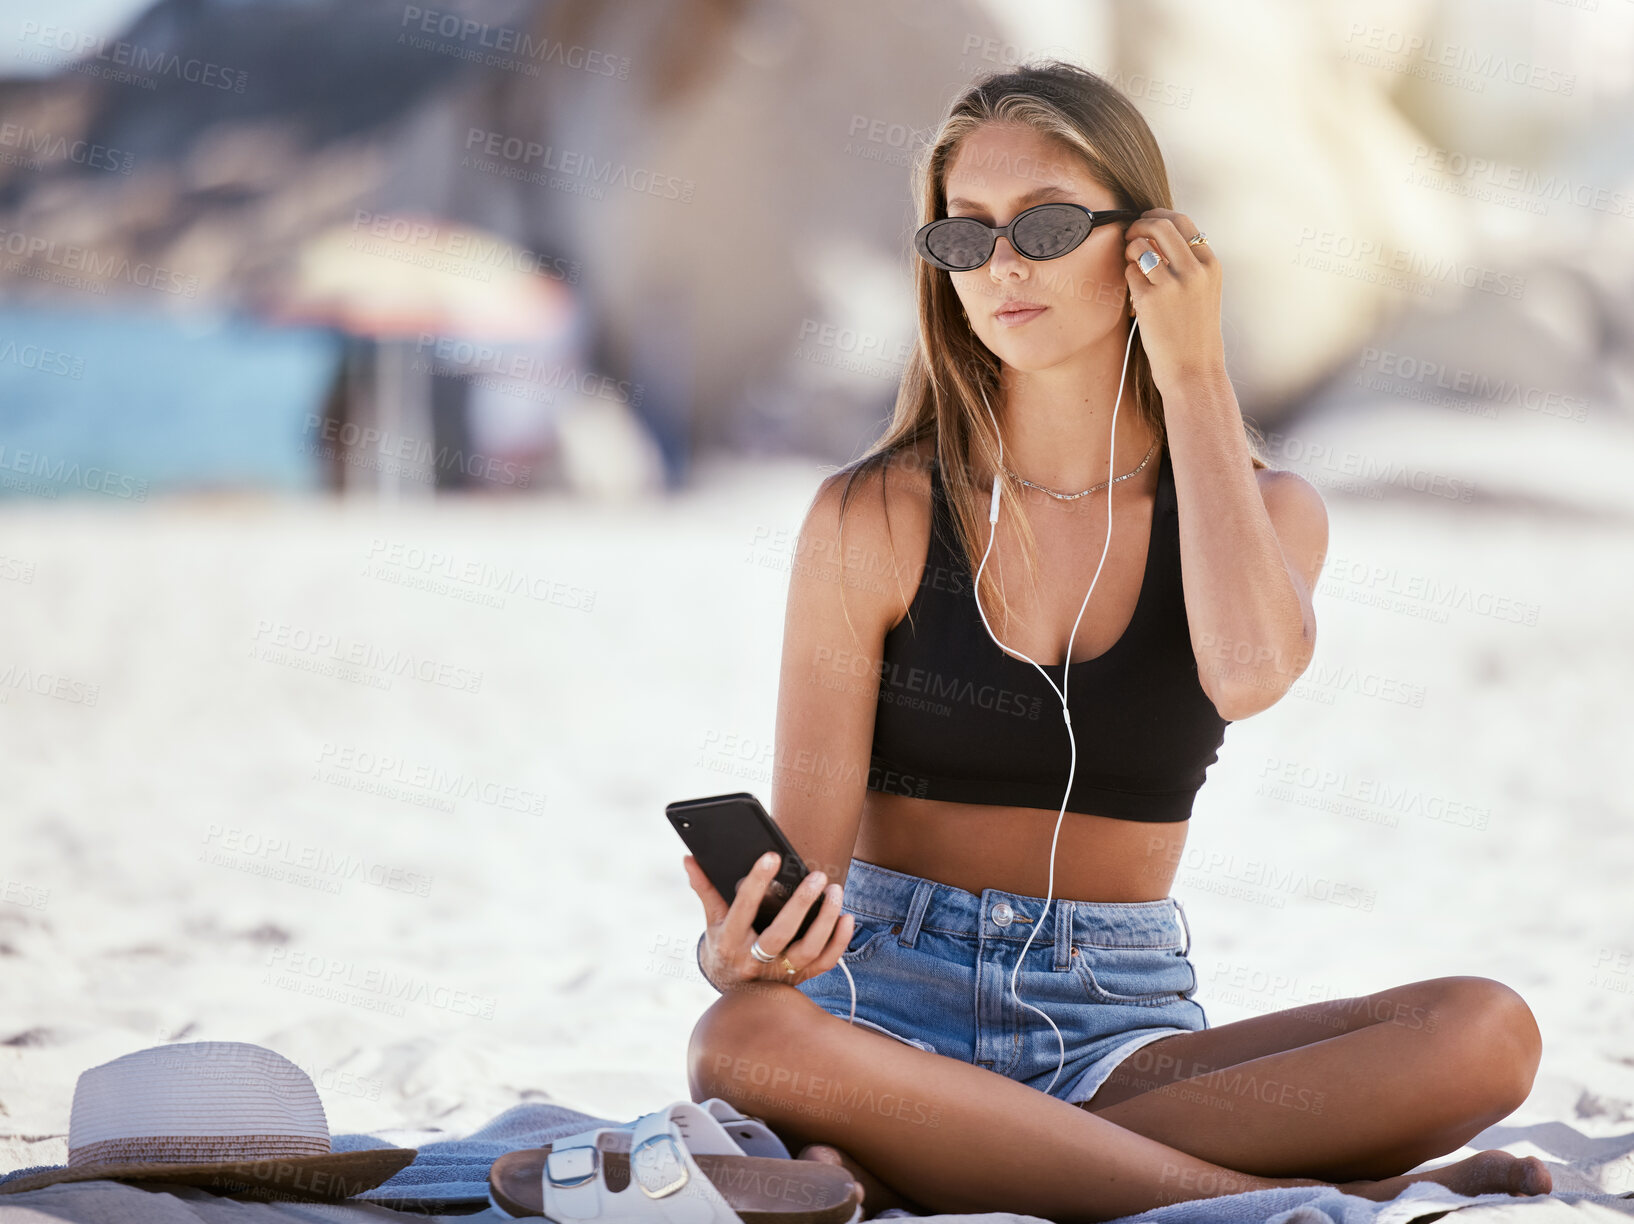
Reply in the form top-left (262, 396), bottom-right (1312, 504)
top-left (854, 789), bottom-right (1188, 903)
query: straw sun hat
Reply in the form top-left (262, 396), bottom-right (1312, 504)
top-left (0, 1042), bottom-right (415, 1201)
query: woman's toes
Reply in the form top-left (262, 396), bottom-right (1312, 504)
top-left (796, 1144), bottom-right (867, 1205)
top-left (798, 1143), bottom-right (845, 1166)
top-left (1511, 1155), bottom-right (1552, 1196)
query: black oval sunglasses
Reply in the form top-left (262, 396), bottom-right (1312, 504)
top-left (913, 202), bottom-right (1142, 272)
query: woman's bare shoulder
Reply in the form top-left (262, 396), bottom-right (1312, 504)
top-left (803, 439), bottom-right (937, 634)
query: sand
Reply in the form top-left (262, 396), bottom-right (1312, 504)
top-left (2, 399), bottom-right (1633, 1209)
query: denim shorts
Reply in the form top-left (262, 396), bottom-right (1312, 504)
top-left (795, 857), bottom-right (1209, 1106)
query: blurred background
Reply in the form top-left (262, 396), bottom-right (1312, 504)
top-left (2, 0), bottom-right (1632, 1177)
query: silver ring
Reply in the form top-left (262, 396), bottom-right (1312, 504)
top-left (1137, 249), bottom-right (1164, 278)
top-left (749, 940), bottom-right (777, 963)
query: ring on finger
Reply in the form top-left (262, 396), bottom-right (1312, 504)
top-left (1137, 248), bottom-right (1165, 279)
top-left (749, 939), bottom-right (778, 963)
top-left (781, 957), bottom-right (797, 977)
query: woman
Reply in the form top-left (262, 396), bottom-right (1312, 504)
top-left (683, 61), bottom-right (1548, 1221)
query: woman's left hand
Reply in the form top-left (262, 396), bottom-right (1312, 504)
top-left (1123, 208), bottom-right (1227, 395)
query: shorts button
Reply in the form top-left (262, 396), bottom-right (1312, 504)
top-left (991, 902), bottom-right (1014, 927)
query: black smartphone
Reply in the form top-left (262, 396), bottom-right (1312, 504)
top-left (666, 791), bottom-right (822, 943)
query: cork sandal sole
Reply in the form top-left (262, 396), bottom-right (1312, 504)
top-left (489, 1145), bottom-right (863, 1223)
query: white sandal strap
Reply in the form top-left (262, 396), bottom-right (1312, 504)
top-left (698, 1098), bottom-right (790, 1159)
top-left (541, 1103), bottom-right (745, 1224)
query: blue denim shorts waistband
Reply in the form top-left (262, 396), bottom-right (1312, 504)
top-left (839, 856), bottom-right (1190, 953)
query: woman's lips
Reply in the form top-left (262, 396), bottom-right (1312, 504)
top-left (995, 304), bottom-right (1047, 325)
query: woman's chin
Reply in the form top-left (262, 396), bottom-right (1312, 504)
top-left (987, 342), bottom-right (1068, 372)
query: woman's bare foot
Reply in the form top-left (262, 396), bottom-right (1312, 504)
top-left (798, 1142), bottom-right (929, 1218)
top-left (1341, 1150), bottom-right (1553, 1202)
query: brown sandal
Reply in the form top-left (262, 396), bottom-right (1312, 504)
top-left (487, 1100), bottom-right (863, 1224)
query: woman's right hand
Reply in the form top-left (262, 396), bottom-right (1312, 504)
top-left (683, 851), bottom-right (853, 991)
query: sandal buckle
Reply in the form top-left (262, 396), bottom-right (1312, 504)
top-left (544, 1143), bottom-right (600, 1188)
top-left (631, 1133), bottom-right (689, 1198)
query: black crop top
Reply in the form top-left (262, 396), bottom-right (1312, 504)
top-left (865, 446), bottom-right (1231, 822)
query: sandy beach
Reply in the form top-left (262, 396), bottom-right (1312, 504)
top-left (3, 398), bottom-right (1634, 1202)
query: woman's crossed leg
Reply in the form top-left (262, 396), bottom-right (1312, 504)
top-left (686, 977), bottom-right (1549, 1223)
top-left (1077, 974), bottom-right (1547, 1186)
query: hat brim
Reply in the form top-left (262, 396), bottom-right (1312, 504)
top-left (0, 1147), bottom-right (416, 1201)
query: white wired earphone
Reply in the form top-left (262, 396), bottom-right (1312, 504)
top-left (834, 314), bottom-right (1143, 1096)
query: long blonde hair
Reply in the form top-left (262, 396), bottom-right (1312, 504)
top-left (833, 59), bottom-right (1269, 643)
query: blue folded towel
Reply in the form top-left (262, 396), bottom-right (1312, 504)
top-left (337, 1101), bottom-right (622, 1210)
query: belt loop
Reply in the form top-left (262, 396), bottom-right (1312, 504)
top-left (898, 880), bottom-right (934, 948)
top-left (1052, 899), bottom-right (1073, 971)
top-left (1172, 896), bottom-right (1192, 956)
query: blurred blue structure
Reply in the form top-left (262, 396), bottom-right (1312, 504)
top-left (0, 306), bottom-right (343, 499)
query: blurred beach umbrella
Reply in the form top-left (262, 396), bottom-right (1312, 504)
top-left (279, 216), bottom-right (573, 342)
top-left (268, 216), bottom-right (575, 497)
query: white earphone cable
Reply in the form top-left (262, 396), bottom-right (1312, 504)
top-left (969, 316), bottom-right (1142, 1094)
top-left (834, 316), bottom-right (1142, 1080)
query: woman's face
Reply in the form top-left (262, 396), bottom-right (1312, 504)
top-left (940, 122), bottom-right (1131, 371)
